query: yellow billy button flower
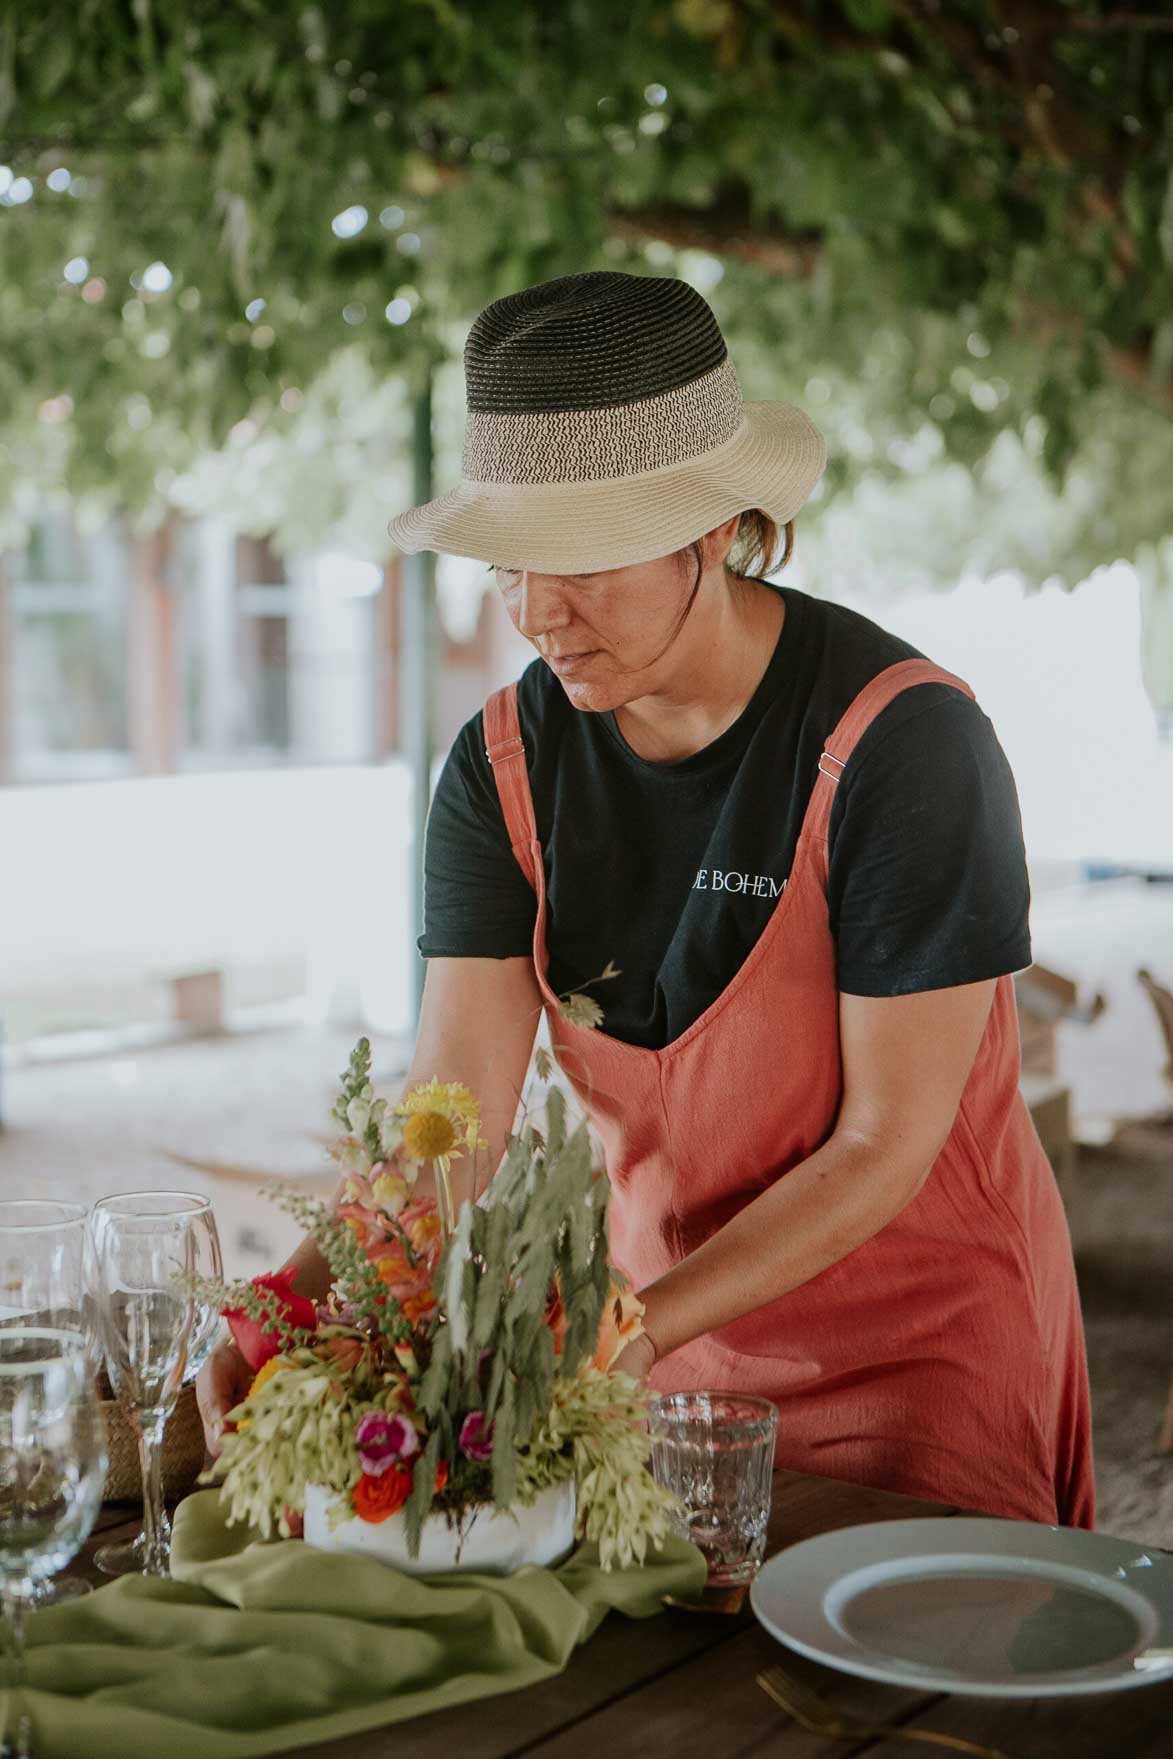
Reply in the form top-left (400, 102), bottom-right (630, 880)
top-left (401, 1111), bottom-right (458, 1163)
top-left (393, 1077), bottom-right (487, 1239)
top-left (393, 1078), bottom-right (486, 1173)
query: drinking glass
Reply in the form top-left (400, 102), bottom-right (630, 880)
top-left (0, 1201), bottom-right (98, 1607)
top-left (88, 1198), bottom-right (197, 1578)
top-left (0, 1200), bottom-right (89, 1336)
top-left (648, 1391), bottom-right (777, 1605)
top-left (0, 1328), bottom-right (107, 1759)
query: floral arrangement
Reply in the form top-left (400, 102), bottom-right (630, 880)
top-left (195, 1039), bottom-right (679, 1570)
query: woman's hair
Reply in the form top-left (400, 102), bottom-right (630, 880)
top-left (649, 511), bottom-right (792, 670)
top-left (728, 509), bottom-right (794, 578)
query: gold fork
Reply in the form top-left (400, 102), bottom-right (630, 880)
top-left (756, 1664), bottom-right (1019, 1758)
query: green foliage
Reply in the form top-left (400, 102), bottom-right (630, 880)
top-left (189, 1273), bottom-right (317, 1357)
top-left (1, 2), bottom-right (1170, 580)
top-left (514, 1365), bottom-right (681, 1570)
top-left (270, 1184), bottom-right (410, 1345)
top-left (201, 1346), bottom-right (373, 1539)
top-left (414, 1087), bottom-right (610, 1516)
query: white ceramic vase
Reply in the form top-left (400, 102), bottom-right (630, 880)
top-left (302, 1476), bottom-right (578, 1575)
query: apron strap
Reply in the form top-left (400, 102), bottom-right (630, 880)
top-left (483, 683), bottom-right (541, 893)
top-left (801, 658), bottom-right (977, 887)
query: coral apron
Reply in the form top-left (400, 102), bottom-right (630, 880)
top-left (484, 659), bottom-right (1095, 1528)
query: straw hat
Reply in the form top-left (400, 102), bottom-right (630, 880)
top-left (387, 271), bottom-right (827, 575)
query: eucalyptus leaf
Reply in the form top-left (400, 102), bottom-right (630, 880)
top-left (404, 1425), bottom-right (442, 1558)
top-left (490, 1373), bottom-right (517, 1507)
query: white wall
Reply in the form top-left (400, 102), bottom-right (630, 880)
top-left (1, 763), bottom-right (416, 1037)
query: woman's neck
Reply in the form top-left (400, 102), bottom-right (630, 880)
top-left (613, 573), bottom-right (786, 763)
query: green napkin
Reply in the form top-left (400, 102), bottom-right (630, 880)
top-left (14, 1489), bottom-right (707, 1759)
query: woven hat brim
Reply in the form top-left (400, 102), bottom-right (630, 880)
top-left (386, 402), bottom-right (827, 575)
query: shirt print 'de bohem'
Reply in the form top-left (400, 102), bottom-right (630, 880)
top-left (691, 868), bottom-right (787, 900)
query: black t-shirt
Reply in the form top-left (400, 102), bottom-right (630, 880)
top-left (419, 581), bottom-right (1032, 1049)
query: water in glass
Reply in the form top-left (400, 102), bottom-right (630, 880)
top-left (0, 1328), bottom-right (107, 1758)
top-left (0, 1201), bottom-right (100, 1607)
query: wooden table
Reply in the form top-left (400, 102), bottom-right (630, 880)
top-left (76, 1471), bottom-right (1173, 1758)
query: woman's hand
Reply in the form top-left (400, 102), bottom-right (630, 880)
top-left (195, 1335), bottom-right (253, 1459)
top-left (610, 1330), bottom-right (657, 1383)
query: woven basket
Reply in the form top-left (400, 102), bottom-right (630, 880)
top-left (96, 1366), bottom-right (208, 1503)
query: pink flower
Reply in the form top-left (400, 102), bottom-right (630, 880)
top-left (459, 1410), bottom-right (494, 1464)
top-left (355, 1410), bottom-right (419, 1477)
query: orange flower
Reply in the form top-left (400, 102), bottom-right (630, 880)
top-left (371, 1241), bottom-right (411, 1286)
top-left (368, 1199), bottom-right (442, 1319)
top-left (434, 1458), bottom-right (449, 1494)
top-left (324, 1336), bottom-right (363, 1373)
top-left (592, 1278), bottom-right (646, 1371)
top-left (405, 1206), bottom-right (442, 1255)
top-left (353, 1464), bottom-right (413, 1523)
top-left (245, 1356), bottom-right (287, 1401)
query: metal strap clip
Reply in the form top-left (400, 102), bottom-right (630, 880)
top-left (817, 749), bottom-right (847, 782)
top-left (486, 734), bottom-right (526, 766)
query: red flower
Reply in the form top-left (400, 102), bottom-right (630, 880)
top-left (353, 1463), bottom-right (413, 1523)
top-left (544, 1277), bottom-right (568, 1356)
top-left (224, 1267), bottom-right (318, 1372)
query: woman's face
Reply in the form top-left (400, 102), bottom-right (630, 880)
top-left (492, 545), bottom-right (717, 713)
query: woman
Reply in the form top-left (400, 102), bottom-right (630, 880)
top-left (199, 271), bottom-right (1094, 1529)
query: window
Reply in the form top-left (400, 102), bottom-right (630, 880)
top-left (6, 511), bottom-right (132, 781)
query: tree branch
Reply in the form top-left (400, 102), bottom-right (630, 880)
top-left (606, 193), bottom-right (821, 279)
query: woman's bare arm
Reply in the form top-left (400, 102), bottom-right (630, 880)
top-left (635, 978), bottom-right (999, 1359)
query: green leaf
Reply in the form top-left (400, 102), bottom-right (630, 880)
top-left (34, 29), bottom-right (72, 99)
top-left (404, 1425), bottom-right (442, 1557)
top-left (490, 1374), bottom-right (517, 1507)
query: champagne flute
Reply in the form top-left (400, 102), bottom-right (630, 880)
top-left (0, 1328), bottom-right (107, 1759)
top-left (0, 1201), bottom-right (97, 1607)
top-left (174, 1194), bottom-right (224, 1384)
top-left (85, 1191), bottom-right (220, 1576)
top-left (89, 1198), bottom-right (197, 1578)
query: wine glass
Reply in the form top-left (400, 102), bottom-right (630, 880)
top-left (0, 1199), bottom-right (89, 1334)
top-left (88, 1198), bottom-right (197, 1578)
top-left (0, 1201), bottom-right (98, 1607)
top-left (0, 1327), bottom-right (107, 1759)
